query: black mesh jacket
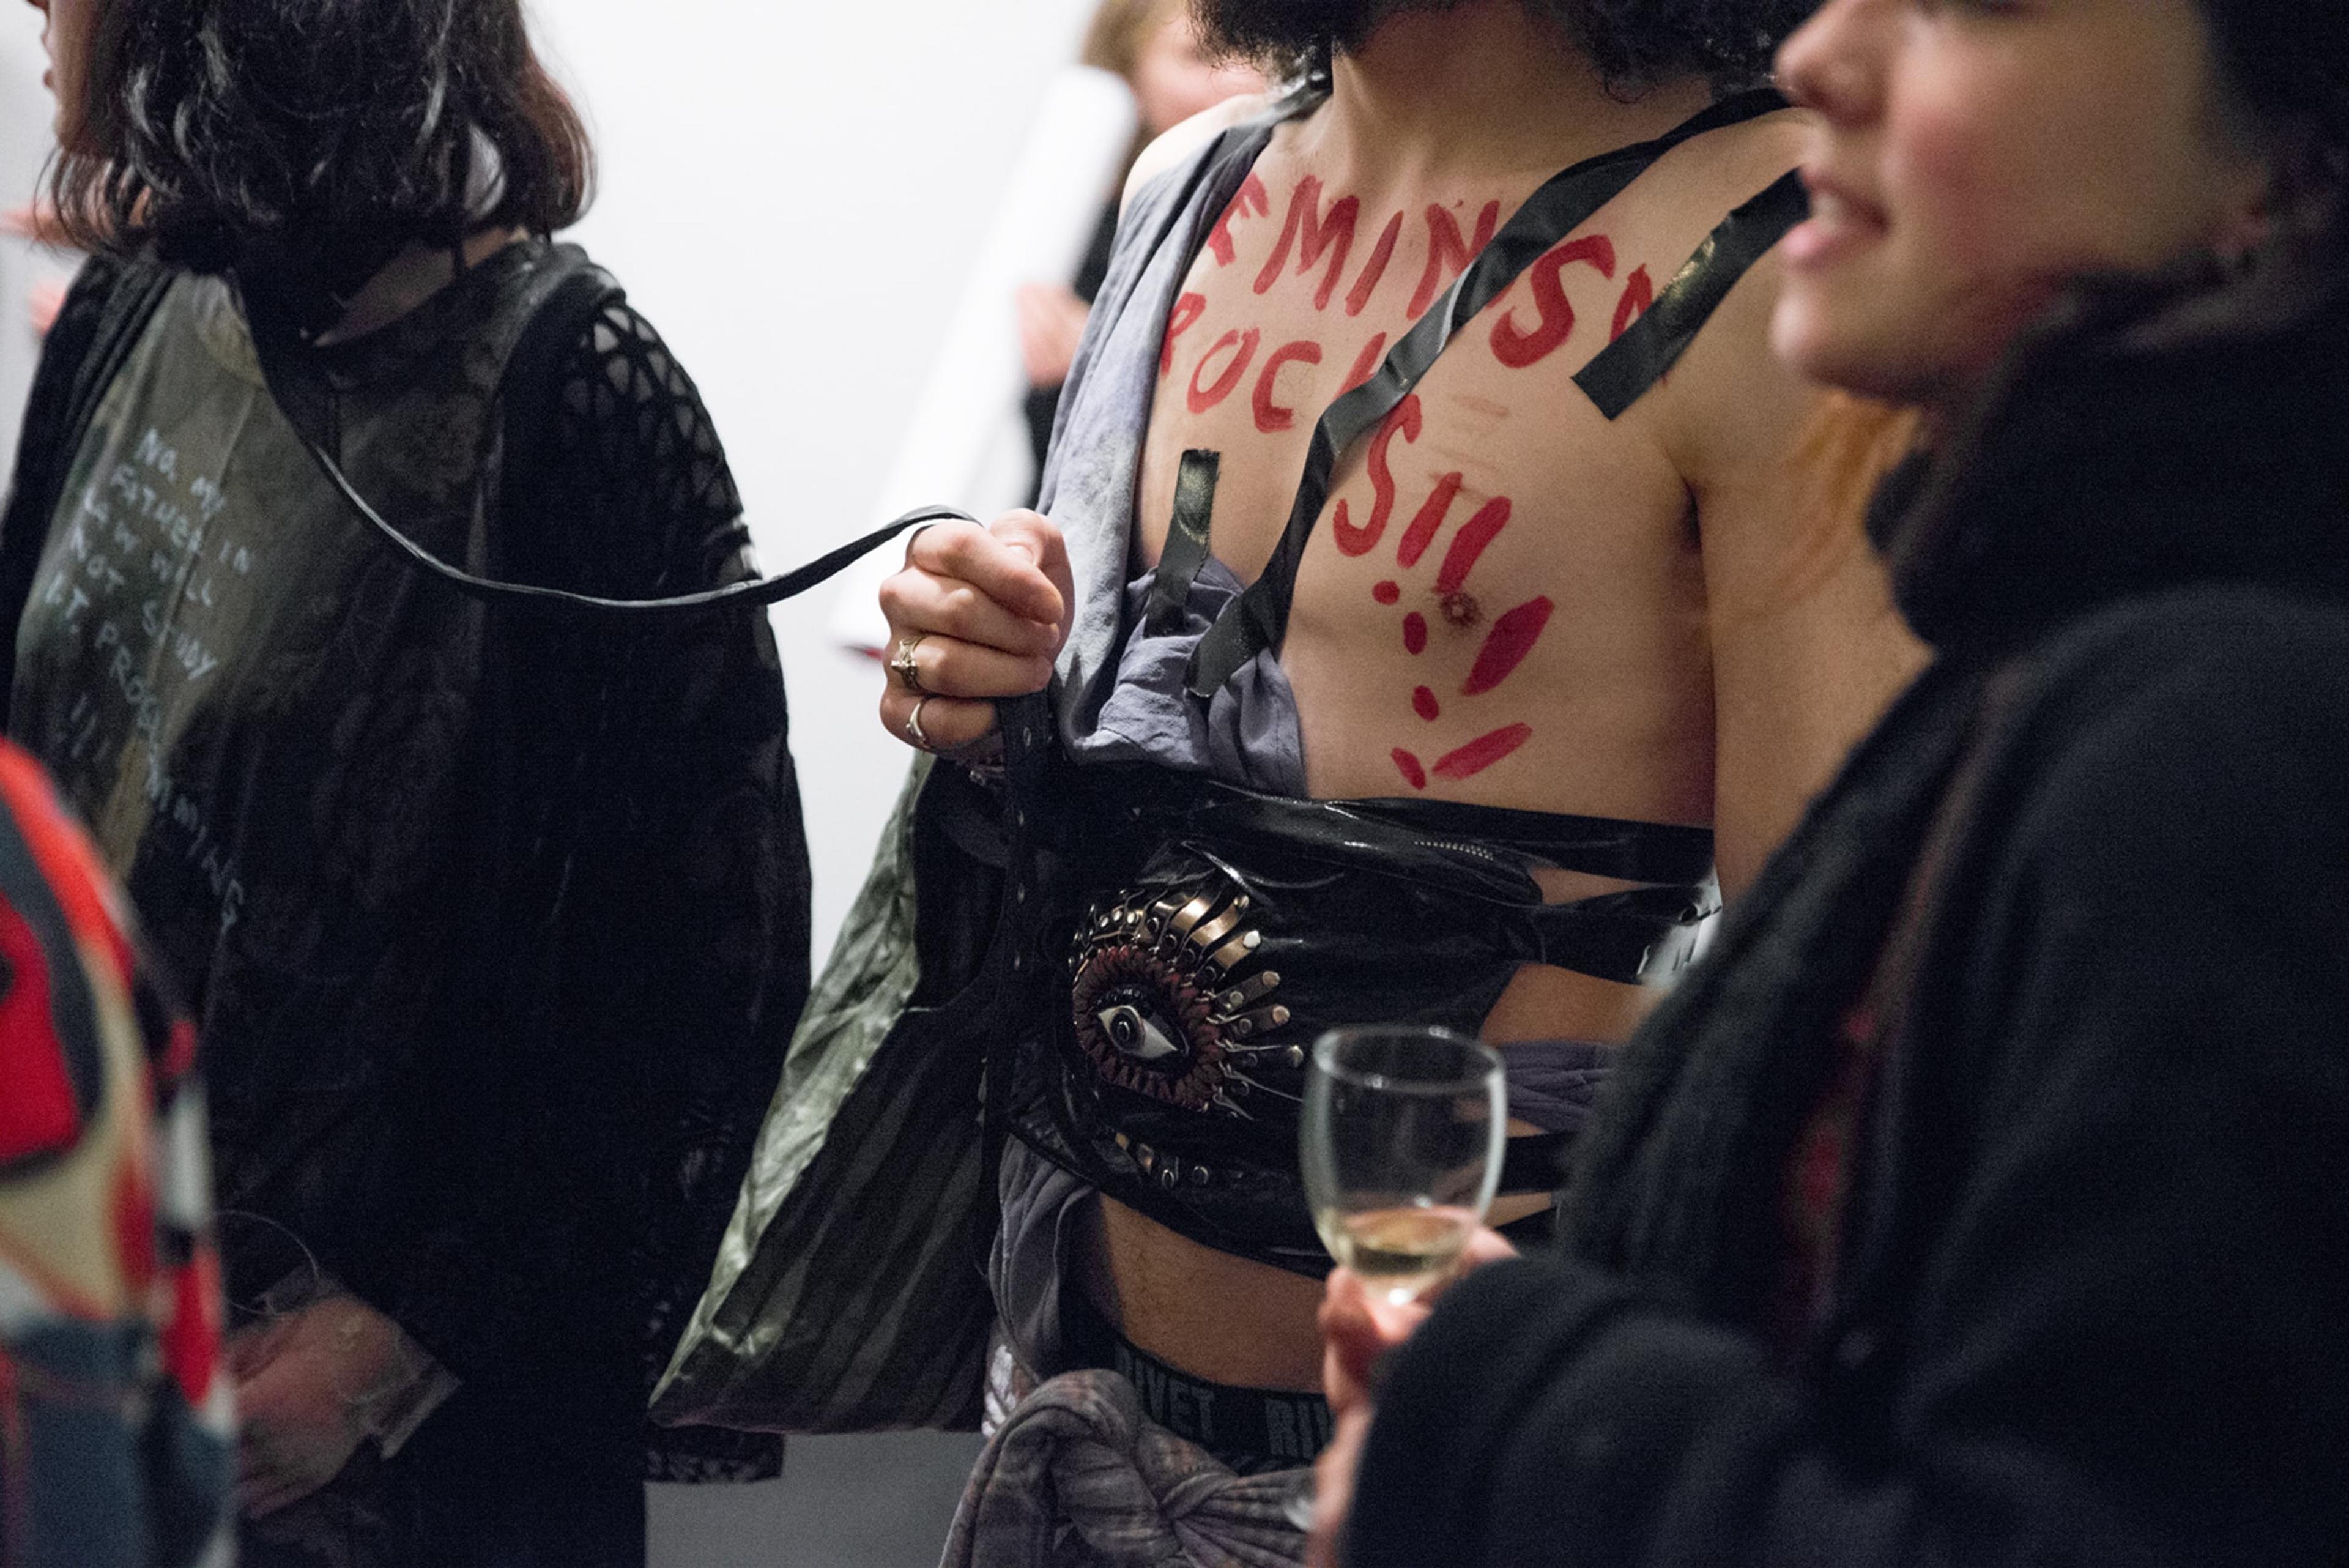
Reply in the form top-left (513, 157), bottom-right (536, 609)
top-left (0, 241), bottom-right (810, 1482)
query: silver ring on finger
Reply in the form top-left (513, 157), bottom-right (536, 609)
top-left (889, 633), bottom-right (931, 697)
top-left (904, 696), bottom-right (935, 752)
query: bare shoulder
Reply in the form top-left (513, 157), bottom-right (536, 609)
top-left (1642, 108), bottom-right (1820, 478)
top-left (1685, 105), bottom-right (1812, 199)
top-left (1121, 92), bottom-right (1283, 210)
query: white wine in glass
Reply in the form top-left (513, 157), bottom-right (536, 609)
top-left (1315, 1202), bottom-right (1483, 1307)
top-left (1301, 1025), bottom-right (1507, 1305)
top-left (1284, 1027), bottom-right (1506, 1529)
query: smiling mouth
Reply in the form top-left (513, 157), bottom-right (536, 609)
top-left (1786, 173), bottom-right (1888, 267)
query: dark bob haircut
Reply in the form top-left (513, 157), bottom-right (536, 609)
top-left (1196, 0), bottom-right (1814, 94)
top-left (53, 0), bottom-right (591, 289)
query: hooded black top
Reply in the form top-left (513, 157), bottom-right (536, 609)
top-left (1344, 276), bottom-right (2349, 1567)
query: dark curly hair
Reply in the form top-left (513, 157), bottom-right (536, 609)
top-left (51, 0), bottom-right (590, 299)
top-left (1195, 0), bottom-right (1813, 92)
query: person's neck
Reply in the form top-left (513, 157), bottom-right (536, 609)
top-left (1306, 0), bottom-right (1718, 190)
top-left (316, 225), bottom-right (527, 346)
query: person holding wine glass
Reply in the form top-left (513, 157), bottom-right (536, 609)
top-left (1310, 0), bottom-right (2349, 1564)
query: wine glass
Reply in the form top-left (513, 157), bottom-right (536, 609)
top-left (1280, 1025), bottom-right (1506, 1533)
top-left (1302, 1025), bottom-right (1508, 1306)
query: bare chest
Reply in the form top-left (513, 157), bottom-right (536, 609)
top-left (1136, 150), bottom-right (1721, 555)
top-left (1132, 153), bottom-right (1720, 807)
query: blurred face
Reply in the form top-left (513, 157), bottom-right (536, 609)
top-left (1773, 0), bottom-right (2274, 406)
top-left (25, 0), bottom-right (97, 147)
top-left (1132, 12), bottom-right (1269, 137)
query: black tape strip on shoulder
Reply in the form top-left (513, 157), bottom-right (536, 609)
top-left (1574, 168), bottom-right (1810, 420)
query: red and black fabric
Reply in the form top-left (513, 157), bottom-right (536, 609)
top-left (0, 739), bottom-right (231, 1568)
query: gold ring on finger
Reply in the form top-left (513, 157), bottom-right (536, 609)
top-left (890, 633), bottom-right (931, 697)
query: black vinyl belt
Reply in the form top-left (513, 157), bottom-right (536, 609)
top-left (1185, 87), bottom-right (1798, 699)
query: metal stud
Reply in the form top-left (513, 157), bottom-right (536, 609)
top-left (1208, 935), bottom-right (1260, 972)
top-left (1220, 971), bottom-right (1282, 1007)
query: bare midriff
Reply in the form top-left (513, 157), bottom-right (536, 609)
top-left (1072, 92), bottom-right (1813, 1394)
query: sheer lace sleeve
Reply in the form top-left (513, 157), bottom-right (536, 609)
top-left (387, 294), bottom-right (807, 1479)
top-left (539, 297), bottom-right (757, 591)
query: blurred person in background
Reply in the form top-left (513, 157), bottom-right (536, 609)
top-left (0, 9), bottom-right (74, 471)
top-left (1017, 0), bottom-right (1269, 495)
top-left (881, 0), bottom-right (1923, 1559)
top-left (0, 0), bottom-right (812, 1562)
top-left (1315, 0), bottom-right (2349, 1564)
top-left (0, 740), bottom-right (231, 1568)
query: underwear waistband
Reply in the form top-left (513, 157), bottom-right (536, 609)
top-left (1062, 1291), bottom-right (1333, 1472)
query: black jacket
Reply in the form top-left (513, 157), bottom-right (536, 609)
top-left (1347, 278), bottom-right (2349, 1566)
top-left (0, 250), bottom-right (812, 1479)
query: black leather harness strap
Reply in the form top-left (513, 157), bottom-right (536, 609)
top-left (1186, 87), bottom-right (1798, 699)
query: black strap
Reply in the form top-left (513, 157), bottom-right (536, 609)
top-left (1519, 884), bottom-right (1716, 987)
top-left (1575, 168), bottom-right (1810, 418)
top-left (1321, 793), bottom-right (1715, 886)
top-left (1145, 449), bottom-right (1222, 636)
top-left (239, 267), bottom-right (975, 619)
top-left (1186, 87), bottom-right (1791, 699)
top-left (321, 456), bottom-right (967, 615)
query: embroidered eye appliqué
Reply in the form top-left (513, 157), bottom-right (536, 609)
top-left (1069, 877), bottom-right (1297, 1117)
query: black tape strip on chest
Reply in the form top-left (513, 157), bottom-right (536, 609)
top-left (1574, 168), bottom-right (1811, 420)
top-left (1184, 87), bottom-right (1790, 700)
top-left (1145, 450), bottom-right (1223, 637)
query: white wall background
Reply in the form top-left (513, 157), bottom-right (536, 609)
top-left (533, 1), bottom-right (1100, 972)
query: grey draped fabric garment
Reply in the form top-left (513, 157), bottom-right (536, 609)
top-left (943, 1370), bottom-right (1306, 1568)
